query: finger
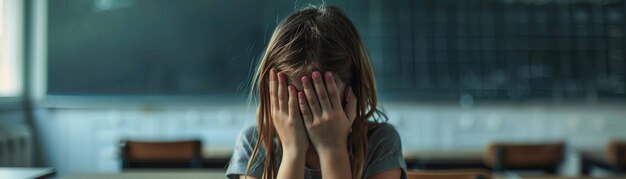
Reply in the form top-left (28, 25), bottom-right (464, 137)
top-left (277, 72), bottom-right (288, 112)
top-left (311, 71), bottom-right (333, 113)
top-left (269, 69), bottom-right (278, 112)
top-left (344, 86), bottom-right (357, 125)
top-left (324, 71), bottom-right (342, 111)
top-left (301, 76), bottom-right (321, 116)
top-left (298, 91), bottom-right (313, 127)
top-left (288, 85), bottom-right (301, 119)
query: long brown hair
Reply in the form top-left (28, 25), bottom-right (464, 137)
top-left (247, 5), bottom-right (387, 179)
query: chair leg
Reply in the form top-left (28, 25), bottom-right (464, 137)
top-left (617, 147), bottom-right (624, 173)
top-left (581, 162), bottom-right (592, 175)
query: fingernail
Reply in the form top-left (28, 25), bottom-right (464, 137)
top-left (325, 71), bottom-right (332, 78)
top-left (312, 71), bottom-right (320, 79)
top-left (277, 72), bottom-right (283, 78)
top-left (301, 76), bottom-right (308, 83)
top-left (298, 92), bottom-right (304, 99)
top-left (288, 86), bottom-right (293, 92)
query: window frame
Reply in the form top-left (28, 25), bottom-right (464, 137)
top-left (0, 0), bottom-right (23, 101)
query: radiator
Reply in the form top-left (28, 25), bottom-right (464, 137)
top-left (0, 124), bottom-right (33, 167)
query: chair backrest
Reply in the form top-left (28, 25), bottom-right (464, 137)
top-left (484, 142), bottom-right (564, 168)
top-left (121, 139), bottom-right (202, 168)
top-left (408, 169), bottom-right (491, 179)
top-left (607, 140), bottom-right (626, 168)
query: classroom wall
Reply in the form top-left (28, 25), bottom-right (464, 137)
top-left (33, 102), bottom-right (626, 175)
top-left (0, 110), bottom-right (25, 128)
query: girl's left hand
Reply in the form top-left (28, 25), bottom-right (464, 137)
top-left (298, 71), bottom-right (357, 154)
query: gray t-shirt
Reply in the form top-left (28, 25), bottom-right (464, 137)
top-left (225, 123), bottom-right (407, 179)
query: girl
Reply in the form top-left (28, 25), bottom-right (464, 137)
top-left (226, 5), bottom-right (407, 179)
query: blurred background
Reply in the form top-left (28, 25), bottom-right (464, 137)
top-left (1, 0), bottom-right (626, 178)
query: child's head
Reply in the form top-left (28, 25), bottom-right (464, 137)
top-left (249, 5), bottom-right (386, 179)
top-left (263, 5), bottom-right (359, 91)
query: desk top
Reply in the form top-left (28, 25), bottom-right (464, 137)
top-left (0, 167), bottom-right (55, 179)
top-left (61, 169), bottom-right (226, 179)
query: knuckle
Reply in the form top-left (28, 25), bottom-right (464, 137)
top-left (321, 113), bottom-right (331, 120)
top-left (283, 120), bottom-right (295, 128)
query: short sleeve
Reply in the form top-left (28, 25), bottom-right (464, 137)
top-left (226, 125), bottom-right (265, 179)
top-left (363, 124), bottom-right (408, 179)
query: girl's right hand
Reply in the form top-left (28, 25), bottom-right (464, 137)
top-left (270, 69), bottom-right (310, 155)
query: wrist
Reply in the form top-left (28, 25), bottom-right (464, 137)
top-left (282, 147), bottom-right (307, 160)
top-left (317, 147), bottom-right (351, 170)
top-left (316, 143), bottom-right (348, 157)
top-left (278, 145), bottom-right (307, 179)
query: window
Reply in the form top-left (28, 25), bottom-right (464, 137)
top-left (0, 0), bottom-right (23, 97)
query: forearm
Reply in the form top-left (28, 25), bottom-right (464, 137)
top-left (318, 148), bottom-right (352, 179)
top-left (277, 149), bottom-right (306, 179)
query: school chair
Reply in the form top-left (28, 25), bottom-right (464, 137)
top-left (581, 140), bottom-right (626, 175)
top-left (483, 142), bottom-right (564, 174)
top-left (120, 139), bottom-right (203, 169)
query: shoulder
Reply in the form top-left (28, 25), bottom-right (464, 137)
top-left (368, 123), bottom-right (401, 144)
top-left (366, 122), bottom-right (403, 157)
top-left (239, 125), bottom-right (259, 142)
top-left (232, 125), bottom-right (263, 159)
top-left (226, 125), bottom-right (264, 178)
top-left (364, 123), bottom-right (407, 178)
top-left (231, 125), bottom-right (259, 151)
top-left (234, 125), bottom-right (268, 154)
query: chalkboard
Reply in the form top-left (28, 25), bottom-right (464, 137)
top-left (48, 0), bottom-right (626, 101)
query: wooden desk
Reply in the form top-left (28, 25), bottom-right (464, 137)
top-left (0, 167), bottom-right (55, 179)
top-left (404, 150), bottom-right (487, 170)
top-left (61, 169), bottom-right (225, 179)
top-left (61, 169), bottom-right (626, 179)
